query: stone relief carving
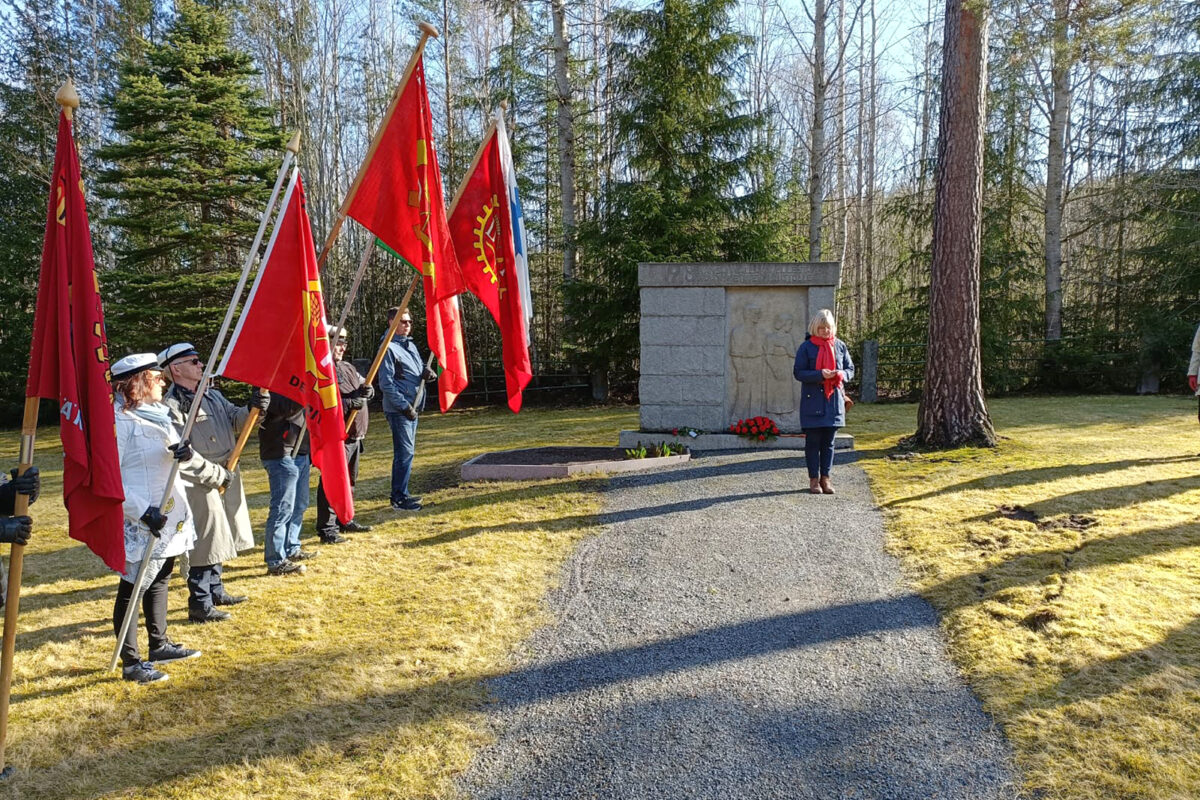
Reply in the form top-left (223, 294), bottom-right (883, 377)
top-left (766, 313), bottom-right (802, 415)
top-left (729, 303), bottom-right (766, 420)
top-left (725, 289), bottom-right (806, 430)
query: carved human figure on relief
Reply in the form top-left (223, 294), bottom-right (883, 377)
top-left (766, 312), bottom-right (800, 416)
top-left (729, 303), bottom-right (766, 419)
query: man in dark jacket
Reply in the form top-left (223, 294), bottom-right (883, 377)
top-left (315, 325), bottom-right (373, 542)
top-left (0, 466), bottom-right (39, 606)
top-left (258, 391), bottom-right (319, 575)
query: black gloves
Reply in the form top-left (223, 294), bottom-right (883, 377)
top-left (0, 516), bottom-right (32, 546)
top-left (402, 406), bottom-right (418, 421)
top-left (168, 439), bottom-right (193, 462)
top-left (420, 367), bottom-right (437, 382)
top-left (220, 467), bottom-right (234, 490)
top-left (140, 506), bottom-right (167, 536)
top-left (9, 467), bottom-right (39, 505)
top-left (249, 389), bottom-right (271, 411)
top-left (345, 397), bottom-right (365, 411)
top-left (348, 385), bottom-right (374, 400)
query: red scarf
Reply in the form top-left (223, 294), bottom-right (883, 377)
top-left (812, 336), bottom-right (843, 400)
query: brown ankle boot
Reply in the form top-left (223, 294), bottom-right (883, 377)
top-left (809, 478), bottom-right (823, 494)
top-left (820, 476), bottom-right (835, 494)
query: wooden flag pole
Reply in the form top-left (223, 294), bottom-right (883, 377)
top-left (110, 137), bottom-right (301, 671)
top-left (0, 78), bottom-right (82, 777)
top-left (0, 398), bottom-right (42, 777)
top-left (315, 22), bottom-right (439, 269)
top-left (343, 273), bottom-right (422, 432)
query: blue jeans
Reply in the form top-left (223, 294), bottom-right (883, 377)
top-left (385, 411), bottom-right (418, 505)
top-left (804, 427), bottom-right (837, 479)
top-left (262, 454), bottom-right (311, 567)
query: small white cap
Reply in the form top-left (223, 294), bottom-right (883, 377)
top-left (327, 324), bottom-right (348, 341)
top-left (157, 342), bottom-right (199, 367)
top-left (111, 353), bottom-right (161, 381)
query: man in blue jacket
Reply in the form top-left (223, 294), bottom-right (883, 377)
top-left (378, 307), bottom-right (435, 511)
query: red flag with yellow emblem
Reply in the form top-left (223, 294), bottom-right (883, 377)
top-left (344, 56), bottom-right (467, 410)
top-left (218, 168), bottom-right (354, 523)
top-left (25, 110), bottom-right (125, 571)
top-left (448, 124), bottom-right (532, 412)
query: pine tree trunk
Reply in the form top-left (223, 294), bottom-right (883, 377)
top-left (1044, 0), bottom-right (1070, 342)
top-left (914, 0), bottom-right (996, 449)
top-left (808, 0), bottom-right (827, 262)
top-left (551, 0), bottom-right (577, 283)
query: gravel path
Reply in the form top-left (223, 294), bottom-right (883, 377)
top-left (458, 451), bottom-right (1019, 800)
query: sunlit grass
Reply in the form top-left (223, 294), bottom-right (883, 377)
top-left (853, 395), bottom-right (1200, 800)
top-left (5, 396), bottom-right (1200, 799)
top-left (0, 404), bottom-right (636, 800)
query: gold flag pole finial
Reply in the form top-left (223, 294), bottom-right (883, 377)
top-left (419, 21), bottom-right (440, 38)
top-left (500, 99), bottom-right (509, 112)
top-left (55, 79), bottom-right (80, 119)
top-left (287, 130), bottom-right (302, 154)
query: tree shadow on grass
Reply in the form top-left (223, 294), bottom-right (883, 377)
top-left (882, 454), bottom-right (1200, 509)
top-left (926, 519), bottom-right (1200, 612)
top-left (962, 472), bottom-right (1200, 523)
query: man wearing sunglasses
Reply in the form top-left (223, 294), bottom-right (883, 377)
top-left (378, 307), bottom-right (436, 511)
top-left (160, 343), bottom-right (265, 621)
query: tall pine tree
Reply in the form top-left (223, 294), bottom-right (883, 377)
top-left (567, 0), bottom-right (783, 394)
top-left (98, 0), bottom-right (282, 352)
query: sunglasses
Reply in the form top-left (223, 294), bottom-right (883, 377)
top-left (181, 358), bottom-right (202, 366)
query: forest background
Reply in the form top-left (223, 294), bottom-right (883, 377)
top-left (0, 0), bottom-right (1197, 424)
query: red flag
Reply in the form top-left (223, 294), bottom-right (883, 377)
top-left (25, 111), bottom-right (125, 571)
top-left (448, 126), bottom-right (532, 412)
top-left (345, 56), bottom-right (468, 408)
top-left (218, 170), bottom-right (354, 524)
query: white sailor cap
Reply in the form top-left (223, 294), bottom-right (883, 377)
top-left (157, 342), bottom-right (200, 368)
top-left (111, 353), bottom-right (161, 381)
top-left (327, 324), bottom-right (348, 341)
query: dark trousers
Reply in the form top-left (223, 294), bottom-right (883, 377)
top-left (316, 438), bottom-right (362, 537)
top-left (187, 563), bottom-right (227, 613)
top-left (113, 557), bottom-right (175, 667)
top-left (804, 426), bottom-right (838, 479)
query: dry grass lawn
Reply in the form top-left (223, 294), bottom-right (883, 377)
top-left (853, 395), bottom-right (1200, 800)
top-left (2, 396), bottom-right (1199, 799)
top-left (0, 404), bottom-right (636, 800)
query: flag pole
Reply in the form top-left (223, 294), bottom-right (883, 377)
top-left (0, 79), bottom-right (83, 778)
top-left (109, 135), bottom-right (302, 671)
top-left (343, 272), bottom-right (421, 432)
top-left (0, 398), bottom-right (42, 778)
top-left (315, 21), bottom-right (439, 269)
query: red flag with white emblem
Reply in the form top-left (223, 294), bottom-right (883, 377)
top-left (218, 168), bottom-right (354, 524)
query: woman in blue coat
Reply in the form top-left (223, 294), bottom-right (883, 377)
top-left (793, 309), bottom-right (855, 494)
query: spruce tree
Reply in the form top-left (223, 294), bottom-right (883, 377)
top-left (98, 0), bottom-right (282, 352)
top-left (567, 0), bottom-right (782, 391)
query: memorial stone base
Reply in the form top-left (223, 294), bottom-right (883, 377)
top-left (618, 430), bottom-right (854, 452)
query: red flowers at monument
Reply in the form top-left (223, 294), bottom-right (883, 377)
top-left (730, 416), bottom-right (780, 442)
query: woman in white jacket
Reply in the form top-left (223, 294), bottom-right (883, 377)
top-left (110, 353), bottom-right (201, 684)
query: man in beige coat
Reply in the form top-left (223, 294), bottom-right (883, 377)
top-left (160, 343), bottom-right (267, 622)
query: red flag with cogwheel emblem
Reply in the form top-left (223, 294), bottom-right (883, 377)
top-left (218, 168), bottom-right (353, 523)
top-left (448, 124), bottom-right (532, 412)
